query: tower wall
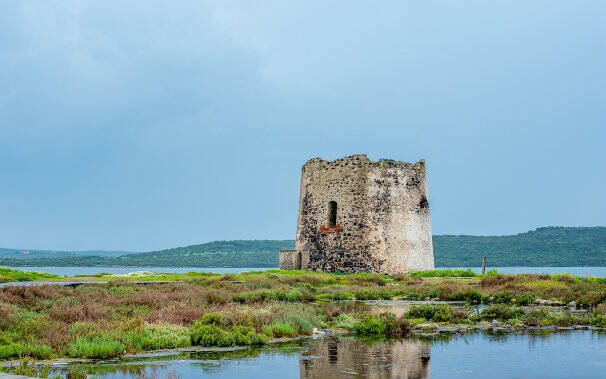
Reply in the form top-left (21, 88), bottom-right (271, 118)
top-left (286, 154), bottom-right (433, 274)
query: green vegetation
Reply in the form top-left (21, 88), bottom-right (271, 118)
top-left (353, 313), bottom-right (410, 337)
top-left (406, 304), bottom-right (455, 322)
top-left (408, 269), bottom-right (479, 277)
top-left (0, 240), bottom-right (294, 267)
top-left (0, 269), bottom-right (604, 361)
top-left (433, 226), bottom-right (606, 266)
top-left (2, 227), bottom-right (604, 267)
top-left (0, 267), bottom-right (61, 283)
top-left (189, 312), bottom-right (268, 347)
top-left (68, 337), bottom-right (126, 359)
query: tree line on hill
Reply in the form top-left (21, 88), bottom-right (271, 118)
top-left (0, 227), bottom-right (604, 267)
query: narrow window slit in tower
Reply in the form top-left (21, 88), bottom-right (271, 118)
top-left (328, 201), bottom-right (337, 226)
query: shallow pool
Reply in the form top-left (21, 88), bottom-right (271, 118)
top-left (46, 330), bottom-right (606, 379)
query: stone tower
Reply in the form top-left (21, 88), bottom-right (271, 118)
top-left (279, 154), bottom-right (434, 274)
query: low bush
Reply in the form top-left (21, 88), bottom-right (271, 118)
top-left (576, 290), bottom-right (606, 307)
top-left (520, 308), bottom-right (550, 326)
top-left (406, 304), bottom-right (453, 322)
top-left (333, 291), bottom-right (354, 300)
top-left (474, 304), bottom-right (524, 322)
top-left (350, 274), bottom-right (388, 286)
top-left (409, 269), bottom-right (478, 278)
top-left (354, 287), bottom-right (393, 300)
top-left (190, 317), bottom-right (268, 347)
top-left (231, 326), bottom-right (268, 345)
top-left (190, 324), bottom-right (234, 347)
top-left (492, 291), bottom-right (514, 303)
top-left (27, 343), bottom-right (54, 359)
top-left (232, 289), bottom-right (276, 303)
top-left (199, 312), bottom-right (223, 326)
top-left (263, 322), bottom-right (297, 338)
top-left (480, 274), bottom-right (515, 287)
top-left (513, 293), bottom-right (535, 306)
top-left (592, 313), bottom-right (606, 327)
top-left (140, 324), bottom-right (190, 350)
top-left (0, 342), bottom-right (53, 359)
top-left (353, 312), bottom-right (410, 336)
top-left (447, 289), bottom-right (483, 304)
top-left (591, 304), bottom-right (606, 327)
top-left (280, 314), bottom-right (315, 335)
top-left (332, 313), bottom-right (357, 329)
top-left (68, 337), bottom-right (126, 358)
top-left (286, 289), bottom-right (303, 301)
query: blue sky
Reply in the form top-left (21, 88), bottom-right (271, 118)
top-left (1, 1), bottom-right (604, 251)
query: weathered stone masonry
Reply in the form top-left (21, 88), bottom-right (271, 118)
top-left (280, 154), bottom-right (434, 274)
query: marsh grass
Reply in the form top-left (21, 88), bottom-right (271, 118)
top-left (408, 269), bottom-right (478, 278)
top-left (190, 317), bottom-right (267, 347)
top-left (353, 313), bottom-right (411, 336)
top-left (0, 269), bottom-right (604, 359)
top-left (0, 267), bottom-right (61, 283)
top-left (406, 304), bottom-right (454, 322)
top-left (68, 337), bottom-right (125, 359)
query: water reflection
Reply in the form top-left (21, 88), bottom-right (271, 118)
top-left (47, 330), bottom-right (606, 379)
top-left (300, 336), bottom-right (430, 379)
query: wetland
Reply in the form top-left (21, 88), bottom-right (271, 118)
top-left (1, 268), bottom-right (605, 378)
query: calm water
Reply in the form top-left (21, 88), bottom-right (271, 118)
top-left (5, 267), bottom-right (276, 276)
top-left (48, 331), bottom-right (606, 379)
top-left (7, 266), bottom-right (606, 277)
top-left (437, 266), bottom-right (606, 277)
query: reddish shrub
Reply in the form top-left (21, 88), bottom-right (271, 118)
top-left (557, 276), bottom-right (576, 284)
top-left (145, 303), bottom-right (204, 325)
top-left (0, 285), bottom-right (70, 307)
top-left (40, 321), bottom-right (72, 349)
top-left (49, 301), bottom-right (112, 323)
top-left (480, 275), bottom-right (515, 287)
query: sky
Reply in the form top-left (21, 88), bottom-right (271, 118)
top-left (1, 1), bottom-right (605, 251)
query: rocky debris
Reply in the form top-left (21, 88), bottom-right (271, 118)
top-left (534, 299), bottom-right (565, 306)
top-left (409, 322), bottom-right (602, 334)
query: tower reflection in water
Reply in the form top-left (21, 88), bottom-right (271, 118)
top-left (300, 337), bottom-right (431, 379)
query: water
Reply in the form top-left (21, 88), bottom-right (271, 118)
top-left (48, 331), bottom-right (606, 379)
top-left (7, 266), bottom-right (606, 277)
top-left (437, 267), bottom-right (606, 277)
top-left (5, 267), bottom-right (277, 276)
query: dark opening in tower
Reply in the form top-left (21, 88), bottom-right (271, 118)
top-left (328, 201), bottom-right (337, 226)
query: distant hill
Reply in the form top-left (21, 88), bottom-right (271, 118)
top-left (0, 248), bottom-right (139, 259)
top-left (433, 226), bottom-right (606, 266)
top-left (0, 227), bottom-right (604, 267)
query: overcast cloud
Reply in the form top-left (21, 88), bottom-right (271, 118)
top-left (1, 1), bottom-right (605, 250)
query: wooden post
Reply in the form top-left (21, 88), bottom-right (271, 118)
top-left (482, 256), bottom-right (486, 275)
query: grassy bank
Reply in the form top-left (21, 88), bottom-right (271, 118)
top-left (0, 267), bottom-right (61, 283)
top-left (0, 269), bottom-right (605, 361)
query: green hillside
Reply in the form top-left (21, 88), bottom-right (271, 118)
top-left (0, 248), bottom-right (138, 259)
top-left (433, 226), bottom-right (606, 266)
top-left (0, 227), bottom-right (604, 267)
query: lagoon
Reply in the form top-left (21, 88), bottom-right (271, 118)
top-left (48, 331), bottom-right (606, 379)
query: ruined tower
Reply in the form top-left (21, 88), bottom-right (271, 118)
top-left (279, 154), bottom-right (434, 274)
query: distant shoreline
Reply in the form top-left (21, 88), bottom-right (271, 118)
top-left (1, 226), bottom-right (605, 267)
